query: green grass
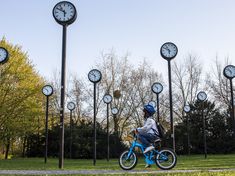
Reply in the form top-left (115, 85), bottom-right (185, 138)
top-left (1, 154), bottom-right (235, 170)
top-left (1, 154), bottom-right (235, 175)
top-left (0, 172), bottom-right (235, 176)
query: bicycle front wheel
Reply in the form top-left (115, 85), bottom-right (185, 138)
top-left (119, 150), bottom-right (138, 170)
top-left (155, 148), bottom-right (177, 170)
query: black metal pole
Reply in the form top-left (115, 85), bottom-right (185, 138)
top-left (230, 79), bottom-right (235, 135)
top-left (230, 79), bottom-right (235, 121)
top-left (59, 25), bottom-right (67, 169)
top-left (157, 93), bottom-right (160, 122)
top-left (69, 110), bottom-right (72, 159)
top-left (202, 102), bottom-right (207, 159)
top-left (45, 96), bottom-right (49, 164)
top-left (93, 83), bottom-right (97, 166)
top-left (168, 60), bottom-right (175, 151)
top-left (186, 112), bottom-right (190, 155)
top-left (107, 103), bottom-right (109, 161)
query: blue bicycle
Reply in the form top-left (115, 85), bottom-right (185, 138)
top-left (119, 132), bottom-right (177, 170)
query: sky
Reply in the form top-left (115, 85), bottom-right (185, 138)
top-left (1, 0), bottom-right (235, 81)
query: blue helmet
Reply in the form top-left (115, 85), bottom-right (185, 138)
top-left (144, 104), bottom-right (156, 115)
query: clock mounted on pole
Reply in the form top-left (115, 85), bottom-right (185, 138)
top-left (52, 1), bottom-right (77, 169)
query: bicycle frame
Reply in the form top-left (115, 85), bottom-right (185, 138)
top-left (126, 136), bottom-right (167, 165)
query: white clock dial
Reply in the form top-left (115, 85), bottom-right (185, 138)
top-left (183, 105), bottom-right (191, 113)
top-left (67, 102), bottom-right (75, 110)
top-left (197, 91), bottom-right (207, 101)
top-left (0, 47), bottom-right (8, 64)
top-left (88, 69), bottom-right (102, 83)
top-left (103, 94), bottom-right (112, 104)
top-left (160, 42), bottom-right (178, 60)
top-left (111, 107), bottom-right (118, 115)
top-left (42, 85), bottom-right (53, 96)
top-left (151, 82), bottom-right (163, 94)
top-left (53, 1), bottom-right (77, 25)
top-left (224, 65), bottom-right (235, 79)
top-left (148, 101), bottom-right (156, 108)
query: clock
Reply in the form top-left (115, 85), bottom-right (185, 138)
top-left (42, 85), bottom-right (53, 96)
top-left (223, 65), bottom-right (235, 79)
top-left (103, 94), bottom-right (112, 104)
top-left (160, 42), bottom-right (178, 60)
top-left (0, 47), bottom-right (9, 64)
top-left (88, 69), bottom-right (102, 83)
top-left (67, 101), bottom-right (75, 110)
top-left (197, 91), bottom-right (207, 101)
top-left (148, 101), bottom-right (156, 108)
top-left (151, 82), bottom-right (163, 94)
top-left (53, 1), bottom-right (77, 25)
top-left (111, 107), bottom-right (119, 115)
top-left (183, 105), bottom-right (191, 113)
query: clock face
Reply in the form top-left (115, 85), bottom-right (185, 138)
top-left (223, 65), bottom-right (235, 79)
top-left (88, 69), bottom-right (102, 83)
top-left (103, 94), bottom-right (112, 104)
top-left (151, 82), bottom-right (163, 94)
top-left (53, 1), bottom-right (77, 25)
top-left (197, 91), bottom-right (207, 101)
top-left (0, 47), bottom-right (9, 64)
top-left (148, 101), bottom-right (156, 108)
top-left (42, 85), bottom-right (53, 96)
top-left (67, 102), bottom-right (75, 110)
top-left (160, 42), bottom-right (178, 60)
top-left (183, 105), bottom-right (191, 113)
top-left (111, 107), bottom-right (118, 115)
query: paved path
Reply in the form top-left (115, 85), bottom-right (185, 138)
top-left (0, 169), bottom-right (235, 175)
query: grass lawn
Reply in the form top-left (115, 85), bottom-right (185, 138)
top-left (1, 154), bottom-right (235, 175)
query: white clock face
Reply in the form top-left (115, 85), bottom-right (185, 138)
top-left (103, 94), bottom-right (112, 104)
top-left (148, 101), bottom-right (156, 108)
top-left (197, 91), bottom-right (207, 101)
top-left (53, 1), bottom-right (76, 24)
top-left (88, 69), bottom-right (102, 83)
top-left (42, 85), bottom-right (53, 96)
top-left (224, 65), bottom-right (235, 79)
top-left (152, 82), bottom-right (163, 94)
top-left (183, 105), bottom-right (191, 113)
top-left (0, 47), bottom-right (8, 64)
top-left (160, 42), bottom-right (178, 60)
top-left (111, 107), bottom-right (118, 115)
top-left (67, 102), bottom-right (75, 110)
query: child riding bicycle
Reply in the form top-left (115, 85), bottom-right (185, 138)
top-left (135, 104), bottom-right (160, 167)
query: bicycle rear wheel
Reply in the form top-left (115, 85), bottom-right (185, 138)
top-left (119, 150), bottom-right (138, 170)
top-left (155, 148), bottom-right (177, 170)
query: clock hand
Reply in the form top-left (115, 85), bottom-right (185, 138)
top-left (56, 7), bottom-right (65, 13)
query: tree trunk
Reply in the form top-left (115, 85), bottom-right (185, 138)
top-left (22, 136), bottom-right (27, 158)
top-left (4, 138), bottom-right (10, 160)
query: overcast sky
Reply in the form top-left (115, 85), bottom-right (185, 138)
top-left (1, 0), bottom-right (235, 81)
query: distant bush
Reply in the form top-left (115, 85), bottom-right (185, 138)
top-left (26, 121), bottom-right (127, 159)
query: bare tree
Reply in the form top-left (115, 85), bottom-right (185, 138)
top-left (172, 54), bottom-right (202, 121)
top-left (206, 57), bottom-right (232, 110)
top-left (95, 51), bottom-right (164, 138)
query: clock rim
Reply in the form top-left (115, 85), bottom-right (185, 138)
top-left (151, 82), bottom-right (163, 94)
top-left (223, 65), bottom-right (235, 79)
top-left (111, 107), bottom-right (118, 115)
top-left (67, 101), bottom-right (75, 110)
top-left (53, 1), bottom-right (77, 26)
top-left (0, 47), bottom-right (9, 64)
top-left (197, 91), bottom-right (207, 101)
top-left (160, 42), bottom-right (178, 60)
top-left (103, 94), bottom-right (112, 104)
top-left (88, 69), bottom-right (102, 83)
top-left (42, 85), bottom-right (53, 96)
top-left (183, 105), bottom-right (191, 113)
